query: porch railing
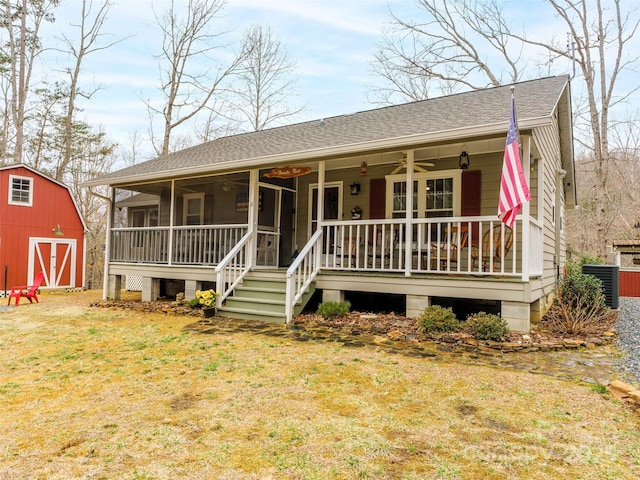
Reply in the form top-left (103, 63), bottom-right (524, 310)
top-left (110, 224), bottom-right (248, 265)
top-left (321, 216), bottom-right (542, 277)
top-left (285, 228), bottom-right (323, 323)
top-left (215, 231), bottom-right (253, 307)
top-left (110, 218), bottom-right (542, 279)
top-left (172, 225), bottom-right (248, 265)
top-left (110, 227), bottom-right (170, 263)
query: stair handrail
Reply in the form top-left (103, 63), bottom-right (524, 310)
top-left (215, 231), bottom-right (253, 308)
top-left (285, 228), bottom-right (323, 323)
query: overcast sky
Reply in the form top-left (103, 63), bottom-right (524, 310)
top-left (38, 0), bottom-right (638, 160)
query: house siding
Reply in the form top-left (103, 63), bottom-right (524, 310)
top-left (533, 118), bottom-right (565, 298)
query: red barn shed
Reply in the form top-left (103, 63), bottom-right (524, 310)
top-left (0, 164), bottom-right (86, 293)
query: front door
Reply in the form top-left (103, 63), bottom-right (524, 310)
top-left (28, 238), bottom-right (77, 288)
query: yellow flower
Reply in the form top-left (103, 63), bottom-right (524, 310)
top-left (195, 289), bottom-right (218, 308)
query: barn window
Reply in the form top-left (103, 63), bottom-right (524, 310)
top-left (8, 175), bottom-right (33, 206)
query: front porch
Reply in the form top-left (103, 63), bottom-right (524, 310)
top-left (105, 213), bottom-right (543, 332)
top-left (104, 135), bottom-right (549, 333)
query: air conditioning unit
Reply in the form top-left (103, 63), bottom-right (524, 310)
top-left (582, 264), bottom-right (619, 309)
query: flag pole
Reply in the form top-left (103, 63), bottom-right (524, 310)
top-left (510, 85), bottom-right (531, 282)
top-left (514, 86), bottom-right (531, 281)
top-left (498, 85), bottom-right (532, 278)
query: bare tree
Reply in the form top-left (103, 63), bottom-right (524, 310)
top-left (54, 0), bottom-right (122, 181)
top-left (233, 23), bottom-right (303, 131)
top-left (371, 0), bottom-right (527, 104)
top-left (373, 0), bottom-right (640, 257)
top-left (0, 0), bottom-right (60, 164)
top-left (193, 106), bottom-right (240, 143)
top-left (147, 0), bottom-right (249, 156)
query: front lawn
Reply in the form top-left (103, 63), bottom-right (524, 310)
top-left (0, 290), bottom-right (638, 479)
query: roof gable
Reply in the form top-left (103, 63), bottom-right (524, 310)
top-left (1, 163), bottom-right (88, 231)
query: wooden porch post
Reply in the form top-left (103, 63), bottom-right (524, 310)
top-left (317, 162), bottom-right (325, 267)
top-left (102, 187), bottom-right (114, 300)
top-left (405, 149), bottom-right (414, 277)
top-left (248, 169), bottom-right (259, 268)
top-left (168, 179), bottom-right (175, 266)
top-left (317, 161), bottom-right (325, 230)
top-left (522, 136), bottom-right (531, 282)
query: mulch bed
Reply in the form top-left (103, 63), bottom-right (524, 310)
top-left (92, 299), bottom-right (618, 353)
top-left (294, 310), bottom-right (618, 351)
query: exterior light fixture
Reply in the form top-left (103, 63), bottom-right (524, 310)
top-left (52, 224), bottom-right (64, 236)
top-left (458, 150), bottom-right (470, 170)
top-left (350, 182), bottom-right (361, 195)
top-left (360, 161), bottom-right (368, 176)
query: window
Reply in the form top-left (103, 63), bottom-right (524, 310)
top-left (183, 193), bottom-right (204, 225)
top-left (385, 170), bottom-right (461, 219)
top-left (8, 175), bottom-right (33, 206)
top-left (425, 177), bottom-right (454, 217)
top-left (391, 180), bottom-right (418, 219)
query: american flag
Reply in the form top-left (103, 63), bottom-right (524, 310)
top-left (498, 93), bottom-right (531, 228)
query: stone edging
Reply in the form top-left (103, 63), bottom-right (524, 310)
top-left (424, 334), bottom-right (616, 354)
top-left (387, 330), bottom-right (616, 353)
top-left (608, 381), bottom-right (640, 413)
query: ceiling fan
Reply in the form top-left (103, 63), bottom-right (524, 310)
top-left (213, 176), bottom-right (248, 192)
top-left (389, 156), bottom-right (435, 174)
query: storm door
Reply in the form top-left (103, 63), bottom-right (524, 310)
top-left (256, 185), bottom-right (281, 267)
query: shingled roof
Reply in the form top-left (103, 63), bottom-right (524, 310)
top-left (86, 75), bottom-right (570, 186)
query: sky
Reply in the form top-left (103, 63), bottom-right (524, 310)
top-left (37, 0), bottom-right (639, 161)
top-left (40, 0), bottom-right (405, 159)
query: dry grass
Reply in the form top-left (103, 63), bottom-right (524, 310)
top-left (0, 290), bottom-right (639, 479)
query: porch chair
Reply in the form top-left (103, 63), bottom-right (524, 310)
top-left (7, 271), bottom-right (45, 306)
top-left (367, 227), bottom-right (397, 269)
top-left (428, 225), bottom-right (469, 271)
top-left (471, 225), bottom-right (514, 272)
top-left (337, 236), bottom-right (358, 267)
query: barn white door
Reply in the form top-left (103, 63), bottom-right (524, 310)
top-left (28, 238), bottom-right (77, 288)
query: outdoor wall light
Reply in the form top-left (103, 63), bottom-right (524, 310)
top-left (52, 224), bottom-right (64, 236)
top-left (350, 182), bottom-right (361, 195)
top-left (459, 150), bottom-right (470, 169)
top-left (360, 161), bottom-right (368, 176)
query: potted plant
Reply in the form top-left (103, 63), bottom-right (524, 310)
top-left (192, 289), bottom-right (219, 318)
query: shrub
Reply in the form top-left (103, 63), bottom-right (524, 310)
top-left (577, 253), bottom-right (603, 266)
top-left (542, 262), bottom-right (609, 335)
top-left (317, 301), bottom-right (351, 320)
top-left (465, 312), bottom-right (509, 341)
top-left (417, 305), bottom-right (460, 334)
top-left (559, 264), bottom-right (606, 311)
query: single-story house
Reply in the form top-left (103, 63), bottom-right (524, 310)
top-left (85, 75), bottom-right (576, 332)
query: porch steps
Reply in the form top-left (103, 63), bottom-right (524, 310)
top-left (217, 270), bottom-right (315, 323)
